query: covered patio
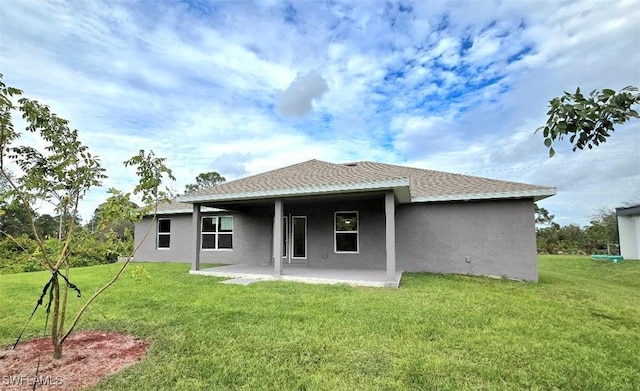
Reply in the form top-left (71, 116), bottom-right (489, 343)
top-left (186, 189), bottom-right (403, 288)
top-left (190, 263), bottom-right (403, 288)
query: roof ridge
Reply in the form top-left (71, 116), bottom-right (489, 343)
top-left (177, 159), bottom-right (556, 202)
top-left (186, 159), bottom-right (335, 197)
top-left (358, 160), bottom-right (553, 189)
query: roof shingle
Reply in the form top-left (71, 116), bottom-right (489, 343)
top-left (178, 159), bottom-right (554, 203)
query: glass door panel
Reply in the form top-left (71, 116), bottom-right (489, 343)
top-left (282, 216), bottom-right (288, 258)
top-left (292, 216), bottom-right (307, 259)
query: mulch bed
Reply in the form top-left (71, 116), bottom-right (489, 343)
top-left (1, 331), bottom-right (149, 390)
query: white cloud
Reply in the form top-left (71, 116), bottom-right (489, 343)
top-left (276, 71), bottom-right (329, 117)
top-left (466, 33), bottom-right (501, 64)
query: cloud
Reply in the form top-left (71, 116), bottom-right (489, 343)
top-left (276, 71), bottom-right (329, 117)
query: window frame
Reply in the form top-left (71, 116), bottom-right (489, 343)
top-left (334, 211), bottom-right (359, 254)
top-left (201, 215), bottom-right (234, 251)
top-left (157, 218), bottom-right (171, 250)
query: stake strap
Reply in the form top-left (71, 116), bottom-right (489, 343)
top-left (13, 269), bottom-right (82, 349)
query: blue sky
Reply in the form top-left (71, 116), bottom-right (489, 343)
top-left (1, 0), bottom-right (638, 225)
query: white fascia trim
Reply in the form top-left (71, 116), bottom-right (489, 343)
top-left (177, 179), bottom-right (411, 203)
top-left (149, 207), bottom-right (225, 216)
top-left (411, 188), bottom-right (557, 203)
top-left (153, 208), bottom-right (192, 215)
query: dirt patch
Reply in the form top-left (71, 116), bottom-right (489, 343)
top-left (1, 331), bottom-right (149, 390)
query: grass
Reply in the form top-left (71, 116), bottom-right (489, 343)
top-left (1, 255), bottom-right (639, 390)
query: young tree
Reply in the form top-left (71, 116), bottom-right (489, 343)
top-left (185, 171), bottom-right (226, 193)
top-left (537, 86), bottom-right (639, 157)
top-left (0, 74), bottom-right (175, 359)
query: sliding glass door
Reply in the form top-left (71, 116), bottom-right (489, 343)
top-left (282, 215), bottom-right (307, 262)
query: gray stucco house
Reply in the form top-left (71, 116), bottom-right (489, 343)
top-left (134, 159), bottom-right (555, 283)
top-left (616, 205), bottom-right (640, 260)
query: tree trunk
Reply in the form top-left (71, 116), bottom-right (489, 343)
top-left (57, 265), bottom-right (70, 345)
top-left (50, 276), bottom-right (63, 360)
top-left (53, 340), bottom-right (63, 359)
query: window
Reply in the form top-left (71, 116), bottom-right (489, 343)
top-left (335, 211), bottom-right (358, 253)
top-left (157, 218), bottom-right (171, 249)
top-left (202, 216), bottom-right (233, 250)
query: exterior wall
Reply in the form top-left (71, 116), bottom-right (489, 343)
top-left (134, 196), bottom-right (539, 281)
top-left (396, 199), bottom-right (538, 281)
top-left (134, 214), bottom-right (193, 262)
top-left (283, 198), bottom-right (387, 269)
top-left (618, 214), bottom-right (640, 260)
top-left (133, 198), bottom-right (388, 269)
top-left (134, 210), bottom-right (272, 264)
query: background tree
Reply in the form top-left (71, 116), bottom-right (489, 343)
top-left (584, 209), bottom-right (619, 254)
top-left (0, 74), bottom-right (174, 359)
top-left (0, 170), bottom-right (18, 233)
top-left (0, 199), bottom-right (34, 237)
top-left (35, 214), bottom-right (58, 239)
top-left (535, 207), bottom-right (620, 255)
top-left (534, 203), bottom-right (555, 226)
top-left (537, 86), bottom-right (639, 157)
top-left (86, 197), bottom-right (140, 257)
top-left (185, 171), bottom-right (226, 193)
top-left (0, 169), bottom-right (11, 199)
top-left (88, 198), bottom-right (139, 238)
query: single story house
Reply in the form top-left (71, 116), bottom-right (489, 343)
top-left (134, 159), bottom-right (555, 284)
top-left (616, 205), bottom-right (640, 260)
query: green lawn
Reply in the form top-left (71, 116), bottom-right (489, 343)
top-left (1, 256), bottom-right (639, 390)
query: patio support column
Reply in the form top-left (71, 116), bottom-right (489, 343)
top-left (191, 203), bottom-right (202, 271)
top-left (385, 191), bottom-right (396, 280)
top-left (273, 199), bottom-right (283, 276)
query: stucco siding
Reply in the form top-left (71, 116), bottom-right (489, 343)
top-left (134, 197), bottom-right (539, 281)
top-left (134, 197), bottom-right (388, 269)
top-left (396, 199), bottom-right (538, 281)
top-left (618, 214), bottom-right (640, 260)
top-left (283, 197), bottom-right (386, 269)
top-left (134, 214), bottom-right (193, 262)
top-left (134, 210), bottom-right (272, 264)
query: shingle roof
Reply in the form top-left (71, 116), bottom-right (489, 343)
top-left (178, 159), bottom-right (555, 204)
top-left (150, 199), bottom-right (224, 215)
top-left (616, 204), bottom-right (640, 216)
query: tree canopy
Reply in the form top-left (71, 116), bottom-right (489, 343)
top-left (534, 204), bottom-right (555, 226)
top-left (537, 86), bottom-right (639, 157)
top-left (185, 171), bottom-right (226, 193)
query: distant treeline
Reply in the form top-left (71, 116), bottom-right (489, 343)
top-left (535, 206), bottom-right (619, 255)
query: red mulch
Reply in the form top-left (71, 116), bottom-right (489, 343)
top-left (0, 331), bottom-right (149, 390)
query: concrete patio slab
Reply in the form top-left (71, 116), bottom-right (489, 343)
top-left (219, 277), bottom-right (263, 285)
top-left (190, 263), bottom-right (403, 288)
